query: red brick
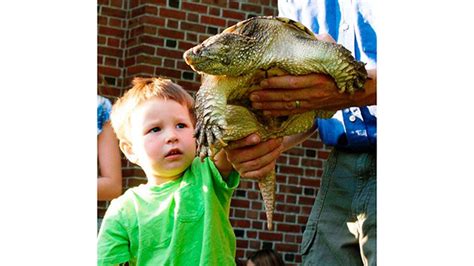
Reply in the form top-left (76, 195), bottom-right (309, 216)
top-left (298, 196), bottom-right (316, 205)
top-left (300, 177), bottom-right (320, 187)
top-left (108, 18), bottom-right (123, 28)
top-left (185, 32), bottom-right (197, 42)
top-left (107, 38), bottom-right (121, 47)
top-left (241, 3), bottom-right (262, 13)
top-left (209, 7), bottom-right (221, 16)
top-left (104, 57), bottom-right (118, 66)
top-left (285, 234), bottom-right (297, 243)
top-left (247, 191), bottom-right (259, 200)
top-left (182, 2), bottom-right (208, 13)
top-left (289, 157), bottom-right (299, 165)
top-left (233, 219), bottom-right (251, 228)
top-left (227, 20), bottom-right (240, 27)
top-left (141, 15), bottom-right (165, 27)
top-left (252, 220), bottom-right (263, 230)
top-left (279, 166), bottom-right (304, 176)
top-left (247, 230), bottom-right (258, 239)
top-left (129, 26), bottom-right (145, 38)
top-left (304, 169), bottom-right (316, 176)
top-left (223, 10), bottom-right (246, 20)
top-left (234, 209), bottom-right (246, 217)
top-left (110, 0), bottom-right (123, 8)
top-left (259, 231), bottom-right (283, 241)
top-left (276, 156), bottom-right (287, 164)
top-left (187, 12), bottom-right (199, 22)
top-left (302, 139), bottom-right (322, 148)
top-left (98, 46), bottom-right (123, 57)
top-left (264, 7), bottom-right (277, 16)
top-left (280, 185), bottom-right (302, 195)
top-left (128, 45), bottom-right (155, 57)
top-left (163, 59), bottom-right (175, 68)
top-left (318, 150), bottom-right (330, 159)
top-left (277, 204), bottom-right (299, 214)
top-left (250, 201), bottom-right (262, 210)
top-left (176, 80), bottom-right (200, 92)
top-left (98, 36), bottom-right (106, 45)
top-left (201, 0), bottom-right (227, 7)
top-left (287, 176), bottom-right (298, 184)
top-left (142, 0), bottom-right (166, 4)
top-left (101, 7), bottom-right (127, 18)
top-left (98, 16), bottom-right (107, 26)
top-left (180, 22), bottom-right (206, 33)
top-left (98, 26), bottom-right (125, 38)
top-left (285, 147), bottom-right (304, 156)
top-left (274, 243), bottom-right (299, 252)
top-left (229, 1), bottom-right (239, 9)
top-left (127, 64), bottom-right (155, 76)
top-left (247, 210), bottom-right (258, 219)
top-left (130, 6), bottom-right (145, 18)
top-left (156, 48), bottom-right (183, 59)
top-left (158, 28), bottom-right (184, 39)
top-left (143, 5), bottom-right (158, 15)
top-left (236, 239), bottom-right (248, 248)
top-left (286, 195), bottom-right (297, 204)
top-left (139, 35), bottom-right (164, 46)
top-left (154, 67), bottom-right (181, 79)
top-left (201, 15), bottom-right (227, 27)
top-left (159, 8), bottom-right (186, 20)
top-left (231, 199), bottom-right (251, 209)
top-left (277, 223), bottom-right (301, 233)
top-left (125, 57), bottom-right (135, 67)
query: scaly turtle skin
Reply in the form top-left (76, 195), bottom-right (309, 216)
top-left (183, 16), bottom-right (368, 230)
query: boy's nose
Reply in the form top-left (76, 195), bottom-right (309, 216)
top-left (165, 129), bottom-right (178, 143)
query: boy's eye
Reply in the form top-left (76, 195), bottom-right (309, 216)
top-left (176, 123), bottom-right (186, 129)
top-left (149, 127), bottom-right (161, 133)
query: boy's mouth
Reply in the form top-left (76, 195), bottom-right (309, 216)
top-left (165, 148), bottom-right (182, 158)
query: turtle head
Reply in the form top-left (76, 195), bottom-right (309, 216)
top-left (183, 33), bottom-right (259, 76)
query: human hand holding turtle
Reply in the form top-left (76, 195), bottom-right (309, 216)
top-left (250, 33), bottom-right (376, 117)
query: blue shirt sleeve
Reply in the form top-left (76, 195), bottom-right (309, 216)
top-left (97, 95), bottom-right (112, 135)
top-left (317, 106), bottom-right (376, 152)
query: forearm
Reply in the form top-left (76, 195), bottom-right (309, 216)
top-left (98, 176), bottom-right (122, 201)
top-left (98, 123), bottom-right (123, 201)
top-left (282, 124), bottom-right (317, 152)
top-left (213, 149), bottom-right (234, 180)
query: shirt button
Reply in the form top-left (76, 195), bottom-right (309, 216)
top-left (349, 115), bottom-right (356, 122)
top-left (342, 23), bottom-right (349, 31)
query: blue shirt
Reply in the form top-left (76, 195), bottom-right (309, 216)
top-left (97, 95), bottom-right (112, 135)
top-left (279, 0), bottom-right (376, 152)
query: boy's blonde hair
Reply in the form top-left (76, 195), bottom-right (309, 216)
top-left (110, 77), bottom-right (195, 143)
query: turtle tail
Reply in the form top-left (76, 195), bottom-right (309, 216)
top-left (258, 170), bottom-right (276, 230)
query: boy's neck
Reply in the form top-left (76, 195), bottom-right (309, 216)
top-left (146, 173), bottom-right (182, 186)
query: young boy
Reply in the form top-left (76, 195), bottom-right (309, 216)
top-left (97, 77), bottom-right (239, 265)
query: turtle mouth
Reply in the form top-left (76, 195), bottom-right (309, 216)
top-left (183, 48), bottom-right (195, 65)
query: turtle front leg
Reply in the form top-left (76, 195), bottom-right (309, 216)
top-left (194, 74), bottom-right (229, 160)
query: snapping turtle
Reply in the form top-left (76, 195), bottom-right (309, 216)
top-left (183, 16), bottom-right (367, 230)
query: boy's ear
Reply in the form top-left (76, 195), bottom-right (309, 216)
top-left (120, 140), bottom-right (139, 164)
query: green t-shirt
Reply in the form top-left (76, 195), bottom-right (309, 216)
top-left (97, 158), bottom-right (240, 266)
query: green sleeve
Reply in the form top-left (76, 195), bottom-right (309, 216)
top-left (97, 200), bottom-right (131, 266)
top-left (205, 157), bottom-right (240, 190)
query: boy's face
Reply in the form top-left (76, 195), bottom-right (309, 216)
top-left (125, 97), bottom-right (196, 181)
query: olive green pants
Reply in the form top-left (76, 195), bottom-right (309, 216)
top-left (301, 149), bottom-right (376, 266)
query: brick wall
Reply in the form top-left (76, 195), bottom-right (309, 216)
top-left (97, 1), bottom-right (331, 265)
